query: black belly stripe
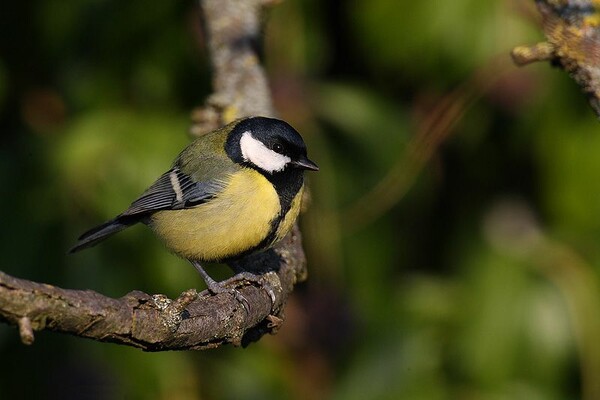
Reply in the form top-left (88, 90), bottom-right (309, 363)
top-left (261, 168), bottom-right (304, 245)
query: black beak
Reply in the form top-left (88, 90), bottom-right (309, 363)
top-left (292, 156), bottom-right (319, 171)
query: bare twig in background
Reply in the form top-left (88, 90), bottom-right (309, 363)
top-left (512, 0), bottom-right (600, 117)
top-left (0, 0), bottom-right (310, 350)
top-left (343, 57), bottom-right (514, 231)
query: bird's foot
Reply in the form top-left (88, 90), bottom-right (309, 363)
top-left (222, 272), bottom-right (278, 309)
top-left (204, 278), bottom-right (251, 314)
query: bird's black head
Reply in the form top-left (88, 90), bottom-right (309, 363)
top-left (225, 116), bottom-right (319, 175)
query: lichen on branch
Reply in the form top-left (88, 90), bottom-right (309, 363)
top-left (511, 0), bottom-right (600, 117)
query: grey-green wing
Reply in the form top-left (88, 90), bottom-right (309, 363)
top-left (123, 130), bottom-right (239, 216)
top-left (121, 168), bottom-right (225, 216)
top-left (70, 127), bottom-right (238, 253)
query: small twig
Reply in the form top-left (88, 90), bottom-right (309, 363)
top-left (511, 42), bottom-right (555, 65)
top-left (18, 317), bottom-right (34, 345)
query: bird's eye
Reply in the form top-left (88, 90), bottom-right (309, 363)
top-left (272, 143), bottom-right (284, 153)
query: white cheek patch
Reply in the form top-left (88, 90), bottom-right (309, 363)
top-left (240, 131), bottom-right (291, 173)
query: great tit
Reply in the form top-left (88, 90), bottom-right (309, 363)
top-left (70, 116), bottom-right (318, 297)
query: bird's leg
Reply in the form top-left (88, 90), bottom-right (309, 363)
top-left (191, 260), bottom-right (250, 313)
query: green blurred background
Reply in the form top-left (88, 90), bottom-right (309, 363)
top-left (1, 0), bottom-right (599, 399)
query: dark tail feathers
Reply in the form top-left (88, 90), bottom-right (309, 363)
top-left (69, 215), bottom-right (138, 253)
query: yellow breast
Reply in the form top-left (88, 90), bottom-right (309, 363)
top-left (150, 169), bottom-right (280, 262)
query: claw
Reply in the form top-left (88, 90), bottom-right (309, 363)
top-left (222, 272), bottom-right (278, 308)
top-left (206, 280), bottom-right (251, 314)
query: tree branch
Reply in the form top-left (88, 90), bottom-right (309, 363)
top-left (0, 227), bottom-right (307, 351)
top-left (511, 0), bottom-right (600, 117)
top-left (191, 0), bottom-right (276, 133)
top-left (0, 0), bottom-right (310, 350)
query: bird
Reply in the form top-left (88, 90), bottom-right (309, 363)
top-left (70, 116), bottom-right (318, 302)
